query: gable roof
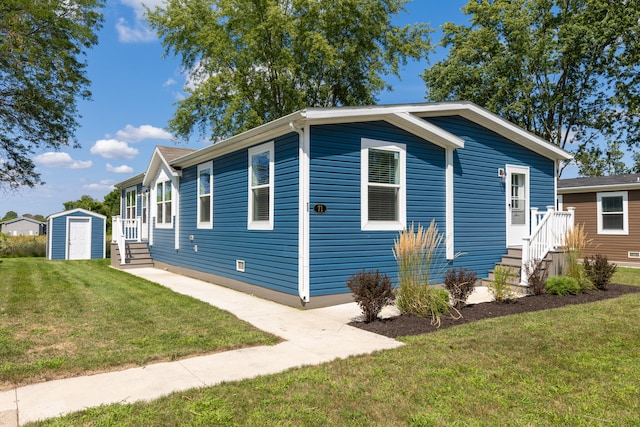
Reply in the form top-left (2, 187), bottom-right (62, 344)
top-left (47, 208), bottom-right (107, 220)
top-left (0, 216), bottom-right (45, 226)
top-left (558, 173), bottom-right (640, 194)
top-left (172, 102), bottom-right (571, 168)
top-left (142, 146), bottom-right (196, 187)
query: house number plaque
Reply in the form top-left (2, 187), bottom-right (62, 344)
top-left (313, 204), bottom-right (327, 214)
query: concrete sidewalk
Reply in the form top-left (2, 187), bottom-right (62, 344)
top-left (0, 268), bottom-right (405, 426)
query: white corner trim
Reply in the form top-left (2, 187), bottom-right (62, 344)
top-left (296, 123), bottom-right (310, 302)
top-left (446, 148), bottom-right (455, 260)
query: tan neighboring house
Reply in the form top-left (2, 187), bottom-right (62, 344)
top-left (558, 174), bottom-right (640, 263)
top-left (0, 216), bottom-right (47, 236)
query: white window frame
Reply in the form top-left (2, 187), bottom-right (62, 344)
top-left (248, 141), bottom-right (274, 230)
top-left (197, 161), bottom-right (213, 229)
top-left (125, 187), bottom-right (137, 220)
top-left (361, 138), bottom-right (406, 231)
top-left (597, 191), bottom-right (628, 235)
top-left (155, 179), bottom-right (173, 229)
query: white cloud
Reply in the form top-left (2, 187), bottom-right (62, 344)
top-left (163, 78), bottom-right (177, 87)
top-left (116, 17), bottom-right (156, 43)
top-left (106, 163), bottom-right (134, 174)
top-left (34, 152), bottom-right (93, 169)
top-left (83, 179), bottom-right (116, 191)
top-left (90, 139), bottom-right (139, 159)
top-left (116, 124), bottom-right (172, 142)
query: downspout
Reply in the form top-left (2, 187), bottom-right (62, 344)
top-left (291, 121), bottom-right (310, 303)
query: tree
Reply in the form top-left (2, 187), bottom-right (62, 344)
top-left (0, 0), bottom-right (104, 190)
top-left (1, 211), bottom-right (18, 221)
top-left (573, 141), bottom-right (629, 176)
top-left (102, 188), bottom-right (121, 219)
top-left (63, 195), bottom-right (105, 214)
top-left (422, 0), bottom-right (640, 175)
top-left (146, 0), bottom-right (432, 140)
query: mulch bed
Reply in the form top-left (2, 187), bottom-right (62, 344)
top-left (349, 284), bottom-right (640, 339)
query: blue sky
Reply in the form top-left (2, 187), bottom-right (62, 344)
top-left (3, 0), bottom-right (504, 217)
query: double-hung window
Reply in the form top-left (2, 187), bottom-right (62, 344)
top-left (248, 141), bottom-right (274, 230)
top-left (156, 180), bottom-right (172, 227)
top-left (361, 138), bottom-right (406, 231)
top-left (125, 188), bottom-right (137, 220)
top-left (197, 162), bottom-right (213, 228)
top-left (597, 191), bottom-right (628, 234)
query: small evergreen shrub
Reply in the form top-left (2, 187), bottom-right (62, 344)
top-left (443, 267), bottom-right (477, 308)
top-left (488, 265), bottom-right (516, 303)
top-left (583, 254), bottom-right (617, 290)
top-left (525, 258), bottom-right (548, 296)
top-left (545, 276), bottom-right (581, 296)
top-left (346, 270), bottom-right (395, 323)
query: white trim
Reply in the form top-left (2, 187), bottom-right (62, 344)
top-left (361, 138), bottom-right (406, 231)
top-left (197, 161), bottom-right (214, 229)
top-left (558, 182), bottom-right (640, 194)
top-left (248, 141), bottom-right (275, 230)
top-left (174, 177), bottom-right (180, 250)
top-left (295, 123), bottom-right (310, 303)
top-left (65, 216), bottom-right (92, 260)
top-left (597, 191), bottom-right (628, 235)
top-left (47, 207), bottom-right (106, 221)
top-left (445, 148), bottom-right (455, 260)
top-left (154, 178), bottom-right (174, 229)
top-left (124, 186), bottom-right (137, 220)
top-left (385, 112), bottom-right (464, 149)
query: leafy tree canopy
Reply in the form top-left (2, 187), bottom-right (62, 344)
top-left (422, 0), bottom-right (640, 176)
top-left (147, 0), bottom-right (432, 140)
top-left (0, 0), bottom-right (104, 190)
top-left (1, 211), bottom-right (18, 221)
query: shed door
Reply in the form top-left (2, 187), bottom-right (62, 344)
top-left (506, 165), bottom-right (530, 247)
top-left (68, 218), bottom-right (91, 260)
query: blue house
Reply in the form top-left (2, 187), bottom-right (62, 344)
top-left (47, 208), bottom-right (107, 260)
top-left (113, 102), bottom-right (572, 307)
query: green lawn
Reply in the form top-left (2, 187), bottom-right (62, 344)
top-left (33, 268), bottom-right (640, 426)
top-left (612, 266), bottom-right (640, 287)
top-left (0, 258), bottom-right (279, 389)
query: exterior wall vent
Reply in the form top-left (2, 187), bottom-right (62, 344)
top-left (236, 259), bottom-right (246, 272)
top-left (628, 251), bottom-right (640, 259)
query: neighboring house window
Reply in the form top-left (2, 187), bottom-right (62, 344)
top-left (198, 162), bottom-right (213, 228)
top-left (361, 138), bottom-right (406, 231)
top-left (156, 180), bottom-right (172, 226)
top-left (125, 188), bottom-right (137, 219)
top-left (597, 191), bottom-right (628, 235)
top-left (248, 141), bottom-right (274, 230)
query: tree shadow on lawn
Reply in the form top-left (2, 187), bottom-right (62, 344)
top-left (350, 284), bottom-right (640, 338)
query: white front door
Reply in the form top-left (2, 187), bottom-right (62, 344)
top-left (506, 165), bottom-right (530, 247)
top-left (68, 218), bottom-right (91, 260)
top-left (141, 191), bottom-right (149, 241)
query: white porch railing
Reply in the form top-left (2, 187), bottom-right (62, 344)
top-left (521, 206), bottom-right (575, 284)
top-left (112, 216), bottom-right (141, 265)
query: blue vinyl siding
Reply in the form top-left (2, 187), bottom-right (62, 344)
top-left (149, 133), bottom-right (300, 295)
top-left (427, 116), bottom-right (556, 277)
top-left (309, 121), bottom-right (447, 296)
top-left (48, 211), bottom-right (105, 260)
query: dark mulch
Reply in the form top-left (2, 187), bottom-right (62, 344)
top-left (349, 284), bottom-right (640, 339)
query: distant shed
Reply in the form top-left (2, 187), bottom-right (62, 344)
top-left (47, 208), bottom-right (107, 260)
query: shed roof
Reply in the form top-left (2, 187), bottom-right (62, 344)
top-left (0, 216), bottom-right (45, 226)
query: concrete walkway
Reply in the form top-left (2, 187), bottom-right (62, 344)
top-left (0, 268), bottom-right (405, 426)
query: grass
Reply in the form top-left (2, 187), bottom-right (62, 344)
top-left (0, 258), bottom-right (279, 389)
top-left (612, 267), bottom-right (640, 287)
top-left (32, 269), bottom-right (640, 426)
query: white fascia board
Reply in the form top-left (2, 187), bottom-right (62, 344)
top-left (47, 208), bottom-right (106, 220)
top-left (558, 183), bottom-right (640, 194)
top-left (143, 148), bottom-right (179, 187)
top-left (386, 112), bottom-right (464, 149)
top-left (417, 102), bottom-right (573, 162)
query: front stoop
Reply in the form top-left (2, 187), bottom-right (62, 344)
top-left (110, 242), bottom-right (154, 269)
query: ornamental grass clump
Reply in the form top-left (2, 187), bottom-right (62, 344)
top-left (488, 265), bottom-right (516, 303)
top-left (562, 224), bottom-right (593, 291)
top-left (393, 220), bottom-right (451, 326)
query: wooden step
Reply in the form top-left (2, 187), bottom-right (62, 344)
top-left (111, 242), bottom-right (154, 268)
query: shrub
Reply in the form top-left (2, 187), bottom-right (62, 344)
top-left (346, 270), bottom-right (395, 323)
top-left (525, 258), bottom-right (548, 296)
top-left (396, 285), bottom-right (450, 327)
top-left (583, 254), bottom-right (617, 290)
top-left (443, 267), bottom-right (477, 308)
top-left (545, 276), bottom-right (581, 296)
top-left (488, 265), bottom-right (516, 303)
